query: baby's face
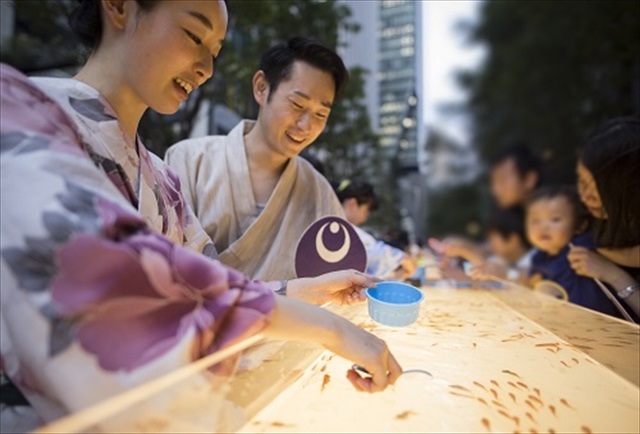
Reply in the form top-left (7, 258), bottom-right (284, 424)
top-left (526, 197), bottom-right (575, 255)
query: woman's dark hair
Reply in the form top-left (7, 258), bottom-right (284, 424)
top-left (332, 179), bottom-right (379, 212)
top-left (69, 0), bottom-right (156, 50)
top-left (526, 185), bottom-right (591, 234)
top-left (579, 116), bottom-right (640, 248)
top-left (486, 207), bottom-right (530, 248)
top-left (258, 36), bottom-right (349, 100)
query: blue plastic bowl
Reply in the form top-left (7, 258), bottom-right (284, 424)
top-left (366, 282), bottom-right (424, 327)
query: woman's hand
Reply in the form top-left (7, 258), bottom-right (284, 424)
top-left (569, 246), bottom-right (640, 317)
top-left (469, 262), bottom-right (508, 281)
top-left (264, 296), bottom-right (403, 393)
top-left (287, 270), bottom-right (381, 306)
top-left (329, 318), bottom-right (403, 392)
top-left (568, 246), bottom-right (616, 281)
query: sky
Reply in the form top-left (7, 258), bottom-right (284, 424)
top-left (422, 0), bottom-right (486, 146)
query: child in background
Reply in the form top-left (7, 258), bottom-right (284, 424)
top-left (436, 145), bottom-right (544, 264)
top-left (526, 186), bottom-right (622, 318)
top-left (332, 179), bottom-right (416, 278)
top-left (469, 208), bottom-right (534, 285)
top-left (333, 179), bottom-right (379, 227)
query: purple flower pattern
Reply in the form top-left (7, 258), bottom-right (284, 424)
top-left (1, 62), bottom-right (275, 386)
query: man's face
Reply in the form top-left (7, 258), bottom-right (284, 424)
top-left (490, 158), bottom-right (534, 208)
top-left (256, 61), bottom-right (335, 159)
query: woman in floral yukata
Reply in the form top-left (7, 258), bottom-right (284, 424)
top-left (0, 0), bottom-right (402, 429)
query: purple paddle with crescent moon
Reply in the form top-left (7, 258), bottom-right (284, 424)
top-left (294, 217), bottom-right (367, 278)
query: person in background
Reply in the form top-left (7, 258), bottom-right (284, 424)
top-left (439, 144), bottom-right (544, 264)
top-left (0, 2), bottom-right (401, 431)
top-left (570, 117), bottom-right (640, 319)
top-left (166, 37), bottom-right (407, 280)
top-left (332, 179), bottom-right (416, 278)
top-left (490, 144), bottom-right (544, 209)
top-left (469, 208), bottom-right (533, 285)
top-left (333, 179), bottom-right (379, 227)
top-left (526, 186), bottom-right (628, 318)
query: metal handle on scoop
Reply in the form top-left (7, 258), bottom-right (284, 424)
top-left (351, 364), bottom-right (433, 378)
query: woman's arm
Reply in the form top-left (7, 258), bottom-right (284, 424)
top-left (0, 65), bottom-right (275, 415)
top-left (568, 247), bottom-right (639, 317)
top-left (264, 295), bottom-right (402, 392)
top-left (597, 245), bottom-right (640, 268)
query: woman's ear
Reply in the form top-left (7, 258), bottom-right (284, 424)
top-left (252, 71), bottom-right (270, 106)
top-left (102, 0), bottom-right (131, 31)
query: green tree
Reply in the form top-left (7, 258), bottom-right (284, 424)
top-left (2, 0), bottom-right (386, 224)
top-left (426, 183), bottom-right (484, 241)
top-left (313, 66), bottom-right (381, 181)
top-left (459, 0), bottom-right (640, 184)
top-left (423, 128), bottom-right (487, 239)
top-left (0, 0), bottom-right (81, 72)
top-left (139, 0), bottom-right (381, 183)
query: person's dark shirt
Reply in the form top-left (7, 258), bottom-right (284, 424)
top-left (531, 232), bottom-right (627, 319)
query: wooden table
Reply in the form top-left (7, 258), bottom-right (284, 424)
top-left (35, 285), bottom-right (639, 433)
top-left (238, 286), bottom-right (639, 433)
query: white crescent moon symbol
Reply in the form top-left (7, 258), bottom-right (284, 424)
top-left (315, 222), bottom-right (351, 263)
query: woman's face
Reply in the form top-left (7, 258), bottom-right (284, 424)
top-left (576, 160), bottom-right (607, 219)
top-left (118, 0), bottom-right (228, 115)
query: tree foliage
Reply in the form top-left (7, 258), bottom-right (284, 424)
top-left (426, 183), bottom-right (484, 241)
top-left (2, 0), bottom-right (388, 226)
top-left (1, 0), bottom-right (380, 181)
top-left (0, 1), bottom-right (81, 72)
top-left (460, 0), bottom-right (640, 184)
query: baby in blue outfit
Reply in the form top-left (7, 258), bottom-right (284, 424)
top-left (526, 186), bottom-right (621, 318)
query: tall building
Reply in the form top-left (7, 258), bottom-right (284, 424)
top-left (378, 0), bottom-right (426, 241)
top-left (378, 0), bottom-right (425, 166)
top-left (339, 0), bottom-right (427, 241)
top-left (339, 0), bottom-right (425, 155)
top-left (0, 1), bottom-right (14, 43)
top-left (337, 0), bottom-right (380, 134)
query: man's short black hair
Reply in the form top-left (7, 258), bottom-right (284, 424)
top-left (258, 36), bottom-right (349, 101)
top-left (490, 144), bottom-right (543, 184)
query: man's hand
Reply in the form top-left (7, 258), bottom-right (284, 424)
top-left (469, 262), bottom-right (508, 281)
top-left (287, 270), bottom-right (381, 305)
top-left (439, 237), bottom-right (487, 265)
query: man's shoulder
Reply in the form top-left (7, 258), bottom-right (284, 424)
top-left (166, 134), bottom-right (230, 160)
top-left (166, 119), bottom-right (248, 162)
top-left (294, 157), bottom-right (332, 190)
